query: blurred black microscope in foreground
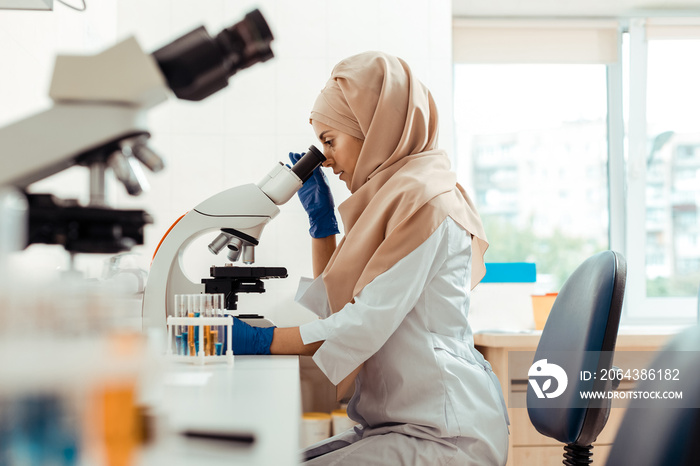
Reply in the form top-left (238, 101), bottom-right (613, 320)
top-left (0, 9), bottom-right (274, 262)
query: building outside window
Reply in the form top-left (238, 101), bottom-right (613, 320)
top-left (454, 64), bottom-right (609, 289)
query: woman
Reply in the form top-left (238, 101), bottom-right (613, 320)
top-left (231, 51), bottom-right (509, 465)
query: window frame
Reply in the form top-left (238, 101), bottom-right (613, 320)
top-left (623, 18), bottom-right (698, 324)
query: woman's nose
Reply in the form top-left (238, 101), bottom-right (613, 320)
top-left (322, 159), bottom-right (332, 168)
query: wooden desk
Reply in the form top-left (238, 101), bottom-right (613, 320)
top-left (139, 355), bottom-right (301, 465)
top-left (474, 330), bottom-right (676, 466)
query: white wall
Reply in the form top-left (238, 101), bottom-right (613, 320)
top-left (1, 0), bottom-right (454, 327)
top-left (0, 3), bottom-right (118, 127)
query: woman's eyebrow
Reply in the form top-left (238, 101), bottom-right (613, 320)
top-left (318, 130), bottom-right (330, 140)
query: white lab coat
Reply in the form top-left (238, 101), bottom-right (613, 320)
top-left (296, 217), bottom-right (509, 465)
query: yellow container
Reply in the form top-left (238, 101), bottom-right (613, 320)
top-left (531, 293), bottom-right (558, 330)
top-left (301, 412), bottom-right (332, 448)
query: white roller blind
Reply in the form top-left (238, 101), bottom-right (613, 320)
top-left (453, 19), bottom-right (620, 64)
top-left (646, 18), bottom-right (700, 39)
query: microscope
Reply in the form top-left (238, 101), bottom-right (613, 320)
top-left (0, 9), bottom-right (274, 262)
top-left (141, 146), bottom-right (326, 332)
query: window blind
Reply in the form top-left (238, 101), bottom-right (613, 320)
top-left (453, 19), bottom-right (620, 64)
top-left (646, 18), bottom-right (700, 39)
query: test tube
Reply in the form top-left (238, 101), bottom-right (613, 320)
top-left (178, 295), bottom-right (188, 356)
top-left (188, 294), bottom-right (196, 357)
top-left (174, 295), bottom-right (183, 355)
top-left (192, 294), bottom-right (199, 355)
top-left (201, 294), bottom-right (212, 356)
top-left (215, 293), bottom-right (225, 356)
top-left (206, 294), bottom-right (217, 356)
top-left (180, 294), bottom-right (189, 356)
top-left (198, 294), bottom-right (205, 356)
top-left (210, 293), bottom-right (216, 356)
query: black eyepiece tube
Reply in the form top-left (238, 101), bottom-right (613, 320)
top-left (152, 9), bottom-right (274, 102)
top-left (291, 146), bottom-right (326, 183)
top-left (216, 9), bottom-right (274, 75)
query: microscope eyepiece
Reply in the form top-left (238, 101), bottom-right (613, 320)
top-left (257, 145), bottom-right (326, 205)
top-left (152, 8), bottom-right (274, 102)
top-left (216, 9), bottom-right (274, 75)
top-left (291, 146), bottom-right (326, 183)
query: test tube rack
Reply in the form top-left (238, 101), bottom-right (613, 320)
top-left (166, 316), bottom-right (234, 365)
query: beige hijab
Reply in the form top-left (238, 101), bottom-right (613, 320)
top-left (310, 52), bottom-right (489, 398)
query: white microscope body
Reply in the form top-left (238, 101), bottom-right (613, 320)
top-left (141, 148), bottom-right (325, 332)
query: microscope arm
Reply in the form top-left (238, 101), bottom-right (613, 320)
top-left (142, 184), bottom-right (279, 331)
top-left (142, 147), bottom-right (326, 332)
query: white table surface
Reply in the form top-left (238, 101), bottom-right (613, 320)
top-left (139, 355), bottom-right (301, 466)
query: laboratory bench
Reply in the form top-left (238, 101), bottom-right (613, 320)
top-left (474, 328), bottom-right (678, 466)
top-left (139, 355), bottom-right (301, 466)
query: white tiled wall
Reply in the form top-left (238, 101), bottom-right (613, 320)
top-left (1, 0), bottom-right (454, 327)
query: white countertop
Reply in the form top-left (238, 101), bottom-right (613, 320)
top-left (139, 355), bottom-right (301, 466)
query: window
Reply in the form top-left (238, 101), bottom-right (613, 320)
top-left (454, 64), bottom-right (609, 289)
top-left (643, 40), bottom-right (700, 299)
top-left (454, 17), bottom-right (700, 324)
top-left (452, 19), bottom-right (617, 291)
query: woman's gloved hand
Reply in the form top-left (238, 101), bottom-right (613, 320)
top-left (289, 152), bottom-right (340, 238)
top-left (229, 317), bottom-right (275, 355)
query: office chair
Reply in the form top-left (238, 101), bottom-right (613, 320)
top-left (527, 250), bottom-right (626, 466)
top-left (605, 324), bottom-right (700, 466)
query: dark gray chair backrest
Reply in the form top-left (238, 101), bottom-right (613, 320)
top-left (528, 250), bottom-right (626, 446)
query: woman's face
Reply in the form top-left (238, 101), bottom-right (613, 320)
top-left (311, 120), bottom-right (363, 190)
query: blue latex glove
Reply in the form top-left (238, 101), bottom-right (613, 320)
top-left (289, 152), bottom-right (340, 238)
top-left (227, 317), bottom-right (275, 355)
